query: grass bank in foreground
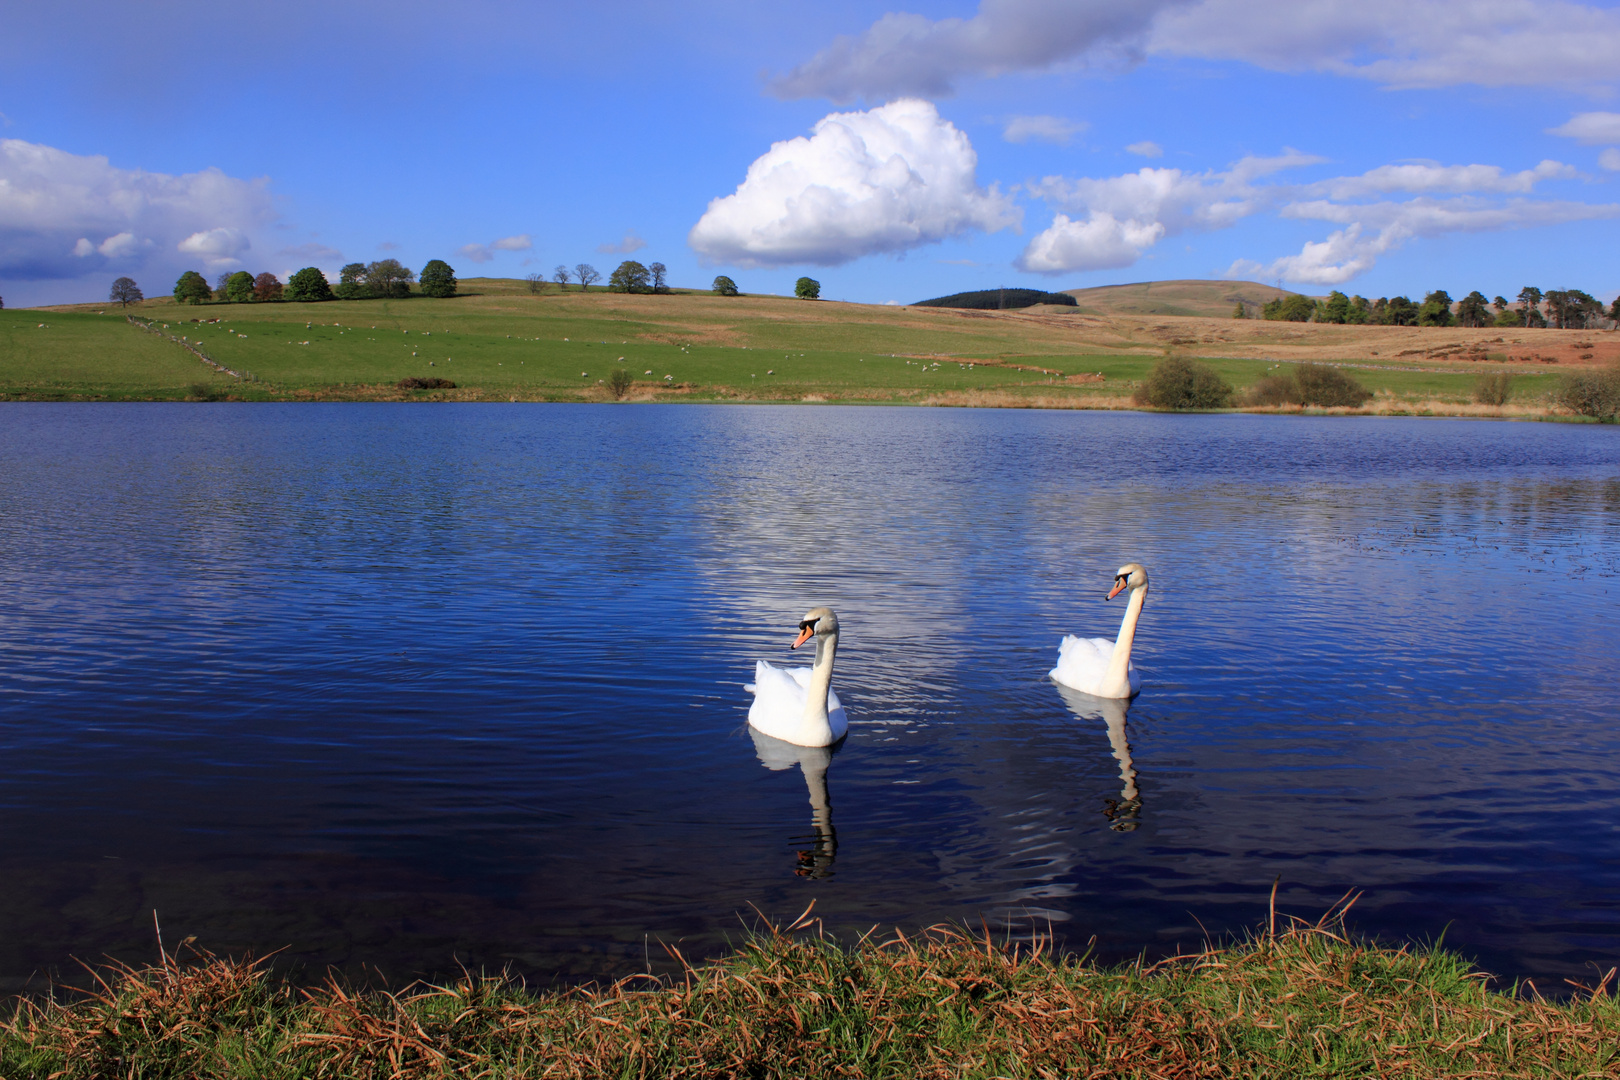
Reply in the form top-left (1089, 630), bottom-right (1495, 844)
top-left (5, 908), bottom-right (1617, 1079)
top-left (6, 279), bottom-right (1610, 417)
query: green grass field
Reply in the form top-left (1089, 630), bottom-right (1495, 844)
top-left (0, 280), bottom-right (1569, 411)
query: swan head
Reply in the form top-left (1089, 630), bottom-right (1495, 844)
top-left (790, 607), bottom-right (839, 649)
top-left (1106, 563), bottom-right (1149, 600)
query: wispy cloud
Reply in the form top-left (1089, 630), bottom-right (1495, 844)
top-left (597, 231), bottom-right (647, 255)
top-left (1126, 141), bottom-right (1163, 158)
top-left (1003, 115), bottom-right (1087, 145)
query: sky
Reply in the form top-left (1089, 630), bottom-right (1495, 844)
top-left (2, 0), bottom-right (1619, 308)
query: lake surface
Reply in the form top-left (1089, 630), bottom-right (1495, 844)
top-left (1, 403), bottom-right (1617, 993)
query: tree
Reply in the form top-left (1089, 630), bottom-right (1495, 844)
top-left (574, 263), bottom-right (600, 291)
top-left (795, 276), bottom-right (821, 299)
top-left (1492, 295), bottom-right (1509, 314)
top-left (109, 277), bottom-right (143, 307)
top-left (553, 265), bottom-right (571, 289)
top-left (334, 262), bottom-right (368, 300)
top-left (1320, 291), bottom-right (1350, 324)
top-left (609, 260), bottom-right (650, 293)
top-left (214, 271), bottom-right (232, 299)
top-left (607, 368), bottom-right (634, 399)
top-left (364, 258), bottom-right (414, 298)
top-left (420, 259), bottom-right (457, 298)
top-left (1418, 290), bottom-right (1454, 327)
top-left (525, 273), bottom-right (545, 294)
top-left (1547, 288), bottom-right (1600, 328)
top-left (174, 270), bottom-right (212, 304)
top-left (1346, 295), bottom-right (1370, 325)
top-left (1383, 295), bottom-right (1418, 326)
top-left (224, 270), bottom-right (255, 303)
top-left (252, 272), bottom-right (283, 301)
top-left (284, 267), bottom-right (333, 303)
top-left (713, 275), bottom-right (739, 296)
top-left (1262, 294), bottom-right (1314, 321)
top-left (1231, 301), bottom-right (1247, 319)
top-left (1456, 290), bottom-right (1490, 328)
top-left (1611, 295), bottom-right (1620, 323)
top-left (648, 262), bottom-right (668, 294)
top-left (1517, 286), bottom-right (1543, 327)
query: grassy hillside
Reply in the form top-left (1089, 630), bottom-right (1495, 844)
top-left (4, 276), bottom-right (1607, 414)
top-left (1065, 279), bottom-right (1299, 318)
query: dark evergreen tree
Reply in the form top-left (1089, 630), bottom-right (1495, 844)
top-left (1419, 290), bottom-right (1454, 327)
top-left (1456, 291), bottom-right (1490, 327)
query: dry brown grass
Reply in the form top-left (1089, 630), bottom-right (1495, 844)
top-left (7, 900), bottom-right (1620, 1079)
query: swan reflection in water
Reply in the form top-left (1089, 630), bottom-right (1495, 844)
top-left (1055, 685), bottom-right (1142, 831)
top-left (749, 727), bottom-right (839, 877)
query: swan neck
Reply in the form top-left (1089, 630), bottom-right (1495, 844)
top-left (802, 630), bottom-right (838, 734)
top-left (1105, 586), bottom-right (1146, 693)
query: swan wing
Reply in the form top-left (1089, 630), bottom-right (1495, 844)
top-left (1050, 635), bottom-right (1116, 696)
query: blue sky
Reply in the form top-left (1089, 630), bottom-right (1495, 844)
top-left (2, 0), bottom-right (1618, 308)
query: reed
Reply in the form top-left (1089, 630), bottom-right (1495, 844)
top-left (5, 899), bottom-right (1618, 1079)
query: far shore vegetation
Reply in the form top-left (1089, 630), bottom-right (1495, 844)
top-left (5, 904), bottom-right (1620, 1079)
top-left (2, 275), bottom-right (1617, 419)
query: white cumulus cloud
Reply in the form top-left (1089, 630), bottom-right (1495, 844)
top-left (1003, 115), bottom-right (1087, 144)
top-left (689, 99), bottom-right (1017, 268)
top-left (0, 137), bottom-right (272, 284)
top-left (491, 234), bottom-right (532, 252)
top-left (1016, 152), bottom-right (1320, 274)
top-left (772, 0), bottom-right (1620, 101)
top-left (1016, 212), bottom-right (1165, 272)
top-left (178, 226), bottom-right (251, 267)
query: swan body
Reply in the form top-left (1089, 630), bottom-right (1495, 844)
top-left (1050, 563), bottom-right (1149, 699)
top-left (746, 607), bottom-right (848, 747)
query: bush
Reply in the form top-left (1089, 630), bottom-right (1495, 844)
top-left (607, 369), bottom-right (634, 399)
top-left (712, 275), bottom-right (739, 296)
top-left (795, 276), bottom-right (821, 300)
top-left (397, 377), bottom-right (456, 390)
top-left (1135, 356), bottom-right (1233, 409)
top-left (188, 382), bottom-right (227, 401)
top-left (1475, 372), bottom-right (1514, 406)
top-left (1244, 372), bottom-right (1301, 406)
top-left (420, 260), bottom-right (457, 298)
top-left (1556, 367), bottom-right (1620, 420)
top-left (1294, 363), bottom-right (1372, 407)
top-left (284, 267), bottom-right (332, 303)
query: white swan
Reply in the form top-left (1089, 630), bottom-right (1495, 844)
top-left (746, 606), bottom-right (848, 748)
top-left (1050, 563), bottom-right (1149, 699)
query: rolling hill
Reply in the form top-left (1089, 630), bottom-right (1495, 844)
top-left (1063, 279), bottom-right (1301, 318)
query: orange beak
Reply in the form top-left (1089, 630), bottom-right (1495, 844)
top-left (1106, 579), bottom-right (1127, 600)
top-left (791, 625), bottom-right (815, 649)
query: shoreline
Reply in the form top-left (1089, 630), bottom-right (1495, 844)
top-left (5, 911), bottom-right (1617, 1078)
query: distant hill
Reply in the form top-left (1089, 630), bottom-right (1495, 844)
top-left (913, 288), bottom-right (1077, 310)
top-left (1062, 280), bottom-right (1301, 318)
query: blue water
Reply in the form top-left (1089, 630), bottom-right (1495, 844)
top-left (0, 403), bottom-right (1617, 991)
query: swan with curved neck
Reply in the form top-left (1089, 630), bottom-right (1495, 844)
top-left (746, 607), bottom-right (848, 748)
top-left (1050, 563), bottom-right (1149, 699)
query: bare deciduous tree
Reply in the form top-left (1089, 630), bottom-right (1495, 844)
top-left (525, 273), bottom-right (545, 294)
top-left (575, 263), bottom-right (600, 291)
top-left (553, 265), bottom-right (571, 289)
top-left (109, 277), bottom-right (144, 307)
top-left (648, 262), bottom-right (667, 294)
